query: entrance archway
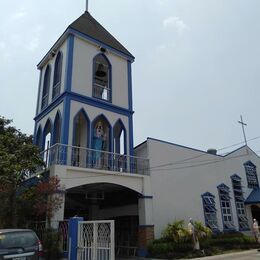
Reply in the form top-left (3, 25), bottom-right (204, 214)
top-left (65, 183), bottom-right (140, 256)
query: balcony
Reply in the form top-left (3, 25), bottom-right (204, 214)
top-left (41, 143), bottom-right (149, 175)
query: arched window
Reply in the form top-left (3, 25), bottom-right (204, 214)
top-left (230, 174), bottom-right (249, 230)
top-left (244, 161), bottom-right (259, 188)
top-left (201, 192), bottom-right (218, 231)
top-left (218, 184), bottom-right (235, 231)
top-left (93, 54), bottom-right (111, 102)
top-left (113, 119), bottom-right (127, 172)
top-left (72, 109), bottom-right (90, 167)
top-left (52, 52), bottom-right (63, 99)
top-left (41, 65), bottom-right (51, 109)
top-left (53, 111), bottom-right (62, 144)
top-left (92, 115), bottom-right (111, 168)
top-left (35, 126), bottom-right (43, 151)
top-left (43, 119), bottom-right (52, 166)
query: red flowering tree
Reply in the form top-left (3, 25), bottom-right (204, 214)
top-left (33, 175), bottom-right (65, 227)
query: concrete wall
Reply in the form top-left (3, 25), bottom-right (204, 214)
top-left (136, 138), bottom-right (260, 238)
top-left (68, 100), bottom-right (130, 153)
top-left (72, 37), bottom-right (129, 109)
top-left (36, 41), bottom-right (67, 115)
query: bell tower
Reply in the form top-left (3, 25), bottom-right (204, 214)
top-left (33, 10), bottom-right (135, 160)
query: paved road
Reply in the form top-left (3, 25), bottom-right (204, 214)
top-left (192, 249), bottom-right (260, 260)
top-left (117, 249), bottom-right (260, 260)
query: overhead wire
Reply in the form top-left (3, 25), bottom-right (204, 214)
top-left (145, 135), bottom-right (260, 171)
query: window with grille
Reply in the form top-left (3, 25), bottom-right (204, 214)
top-left (244, 161), bottom-right (259, 189)
top-left (52, 51), bottom-right (62, 99)
top-left (41, 65), bottom-right (51, 109)
top-left (218, 184), bottom-right (235, 231)
top-left (201, 192), bottom-right (218, 231)
top-left (231, 174), bottom-right (249, 230)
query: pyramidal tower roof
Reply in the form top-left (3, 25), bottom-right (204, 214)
top-left (69, 11), bottom-right (134, 59)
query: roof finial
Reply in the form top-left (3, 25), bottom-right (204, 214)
top-left (86, 0), bottom-right (89, 12)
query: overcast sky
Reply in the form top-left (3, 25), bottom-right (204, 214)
top-left (1, 0), bottom-right (260, 154)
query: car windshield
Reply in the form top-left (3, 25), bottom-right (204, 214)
top-left (0, 231), bottom-right (37, 249)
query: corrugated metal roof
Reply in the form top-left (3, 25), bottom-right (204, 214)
top-left (69, 11), bottom-right (134, 59)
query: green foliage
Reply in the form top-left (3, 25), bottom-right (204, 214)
top-left (42, 228), bottom-right (62, 259)
top-left (149, 220), bottom-right (258, 259)
top-left (162, 220), bottom-right (190, 243)
top-left (194, 221), bottom-right (212, 240)
top-left (0, 116), bottom-right (44, 227)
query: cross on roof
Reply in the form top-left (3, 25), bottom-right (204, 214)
top-left (238, 115), bottom-right (248, 146)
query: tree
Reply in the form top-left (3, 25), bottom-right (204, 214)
top-left (0, 116), bottom-right (44, 227)
top-left (33, 175), bottom-right (64, 227)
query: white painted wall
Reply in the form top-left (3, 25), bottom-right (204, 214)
top-left (68, 100), bottom-right (130, 154)
top-left (72, 37), bottom-right (129, 109)
top-left (135, 138), bottom-right (260, 238)
top-left (37, 41), bottom-right (67, 115)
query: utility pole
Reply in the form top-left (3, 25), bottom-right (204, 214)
top-left (238, 115), bottom-right (248, 146)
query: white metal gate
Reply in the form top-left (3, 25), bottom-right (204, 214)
top-left (77, 220), bottom-right (115, 260)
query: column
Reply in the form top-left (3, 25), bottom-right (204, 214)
top-left (138, 195), bottom-right (154, 257)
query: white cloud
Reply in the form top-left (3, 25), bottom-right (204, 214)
top-left (163, 16), bottom-right (189, 35)
top-left (10, 9), bottom-right (27, 21)
top-left (26, 37), bottom-right (40, 52)
top-left (26, 25), bottom-right (44, 52)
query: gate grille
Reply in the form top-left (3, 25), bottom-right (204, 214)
top-left (78, 220), bottom-right (114, 260)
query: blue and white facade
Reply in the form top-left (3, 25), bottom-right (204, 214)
top-left (135, 138), bottom-right (260, 238)
top-left (33, 10), bottom-right (260, 256)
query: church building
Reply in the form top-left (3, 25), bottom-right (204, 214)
top-left (33, 6), bottom-right (260, 257)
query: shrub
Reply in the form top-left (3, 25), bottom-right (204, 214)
top-left (194, 221), bottom-right (212, 240)
top-left (42, 228), bottom-right (62, 259)
top-left (148, 241), bottom-right (174, 256)
top-left (162, 220), bottom-right (190, 243)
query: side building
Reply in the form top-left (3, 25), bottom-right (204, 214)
top-left (135, 137), bottom-right (260, 238)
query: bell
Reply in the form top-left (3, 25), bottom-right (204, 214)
top-left (95, 64), bottom-right (106, 77)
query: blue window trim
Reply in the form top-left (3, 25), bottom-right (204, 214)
top-left (244, 161), bottom-right (259, 189)
top-left (41, 65), bottom-right (51, 110)
top-left (231, 174), bottom-right (250, 231)
top-left (92, 53), bottom-right (112, 103)
top-left (35, 125), bottom-right (43, 149)
top-left (53, 110), bottom-right (62, 144)
top-left (42, 118), bottom-right (53, 150)
top-left (91, 114), bottom-right (112, 153)
top-left (113, 119), bottom-right (127, 155)
top-left (138, 195), bottom-right (153, 199)
top-left (34, 92), bottom-right (134, 153)
top-left (72, 108), bottom-right (90, 148)
top-left (69, 91), bottom-right (133, 116)
top-left (201, 192), bottom-right (219, 231)
top-left (52, 51), bottom-right (63, 99)
top-left (64, 34), bottom-right (74, 92)
top-left (127, 61), bottom-right (133, 111)
top-left (35, 69), bottom-right (43, 116)
top-left (61, 95), bottom-right (71, 145)
top-left (129, 115), bottom-right (134, 156)
top-left (34, 93), bottom-right (65, 122)
top-left (217, 184), bottom-right (235, 232)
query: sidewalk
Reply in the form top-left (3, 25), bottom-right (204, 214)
top-left (191, 249), bottom-right (258, 259)
top-left (117, 249), bottom-right (258, 260)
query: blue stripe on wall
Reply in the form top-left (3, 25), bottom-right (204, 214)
top-left (64, 34), bottom-right (74, 92)
top-left (61, 95), bottom-right (71, 145)
top-left (127, 61), bottom-right (133, 111)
